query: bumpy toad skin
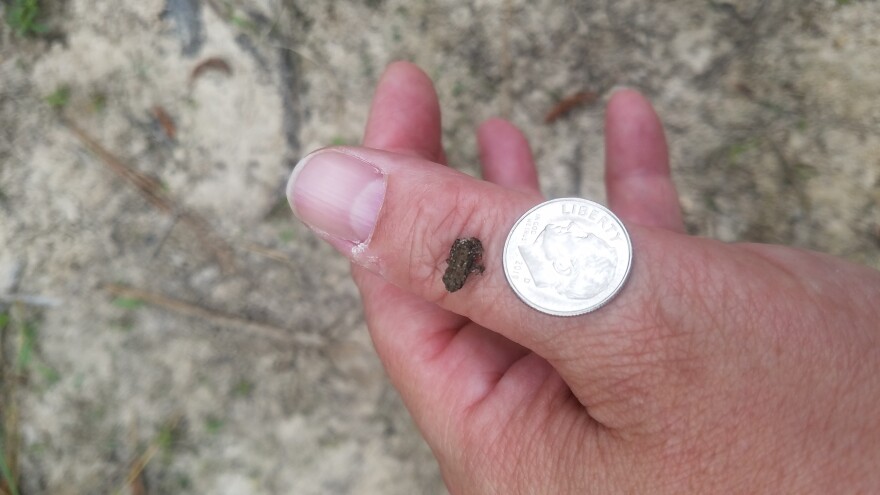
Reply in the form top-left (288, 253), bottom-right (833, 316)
top-left (442, 238), bottom-right (485, 292)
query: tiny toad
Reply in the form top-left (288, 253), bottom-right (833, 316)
top-left (442, 237), bottom-right (485, 292)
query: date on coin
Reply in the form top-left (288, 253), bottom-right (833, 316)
top-left (443, 237), bottom-right (485, 292)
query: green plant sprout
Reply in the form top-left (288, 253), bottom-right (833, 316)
top-left (45, 86), bottom-right (70, 110)
top-left (5, 0), bottom-right (45, 37)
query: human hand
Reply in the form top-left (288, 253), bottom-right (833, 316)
top-left (286, 62), bottom-right (880, 493)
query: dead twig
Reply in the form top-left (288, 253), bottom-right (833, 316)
top-left (544, 91), bottom-right (599, 123)
top-left (104, 284), bottom-right (323, 347)
top-left (65, 119), bottom-right (235, 271)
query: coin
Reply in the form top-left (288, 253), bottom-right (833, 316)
top-left (502, 198), bottom-right (632, 316)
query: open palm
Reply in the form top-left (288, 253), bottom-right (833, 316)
top-left (288, 62), bottom-right (880, 493)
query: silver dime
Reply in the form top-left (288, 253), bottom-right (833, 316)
top-left (502, 198), bottom-right (632, 316)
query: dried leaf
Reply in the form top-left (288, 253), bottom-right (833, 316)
top-left (151, 105), bottom-right (176, 140)
top-left (189, 57), bottom-right (232, 85)
top-left (544, 91), bottom-right (599, 124)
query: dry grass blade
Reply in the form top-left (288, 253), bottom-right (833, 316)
top-left (241, 242), bottom-right (299, 270)
top-left (65, 119), bottom-right (172, 213)
top-left (0, 294), bottom-right (62, 308)
top-left (177, 211), bottom-right (236, 272)
top-left (117, 413), bottom-right (183, 495)
top-left (0, 393), bottom-right (19, 495)
top-left (104, 284), bottom-right (323, 347)
top-left (0, 306), bottom-right (22, 495)
top-left (65, 119), bottom-right (236, 272)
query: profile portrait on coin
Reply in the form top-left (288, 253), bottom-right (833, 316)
top-left (518, 221), bottom-right (618, 300)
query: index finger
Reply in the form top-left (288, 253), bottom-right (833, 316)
top-left (363, 61), bottom-right (447, 164)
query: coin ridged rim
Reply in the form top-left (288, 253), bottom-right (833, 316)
top-left (502, 198), bottom-right (633, 317)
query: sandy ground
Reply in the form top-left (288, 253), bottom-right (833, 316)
top-left (0, 0), bottom-right (878, 493)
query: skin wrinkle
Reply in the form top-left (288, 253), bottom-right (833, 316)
top-left (656, 241), bottom-right (762, 391)
top-left (479, 378), bottom-right (532, 481)
top-left (554, 300), bottom-right (674, 429)
top-left (579, 422), bottom-right (615, 493)
top-left (380, 144), bottom-right (445, 163)
top-left (403, 180), bottom-right (475, 303)
top-left (443, 326), bottom-right (514, 409)
top-left (694, 404), bottom-right (759, 490)
top-left (735, 254), bottom-right (813, 329)
top-left (727, 265), bottom-right (845, 421)
top-left (656, 427), bottom-right (711, 491)
top-left (549, 405), bottom-right (591, 494)
top-left (370, 285), bottom-right (466, 366)
top-left (490, 373), bottom-right (580, 494)
top-left (526, 257), bottom-right (661, 358)
top-left (742, 244), bottom-right (880, 346)
top-left (586, 359), bottom-right (665, 433)
top-left (470, 285), bottom-right (511, 322)
top-left (428, 361), bottom-right (515, 486)
top-left (565, 229), bottom-right (683, 346)
top-left (800, 335), bottom-right (880, 491)
top-left (658, 418), bottom-right (741, 494)
top-left (597, 422), bottom-right (651, 493)
top-left (399, 181), bottom-right (446, 289)
top-left (435, 405), bottom-right (461, 488)
top-left (654, 239), bottom-right (719, 325)
top-left (705, 367), bottom-right (806, 491)
top-left (740, 242), bottom-right (855, 286)
top-left (462, 351), bottom-right (534, 416)
top-left (422, 319), bottom-right (475, 365)
top-left (650, 353), bottom-right (710, 437)
top-left (458, 406), bottom-right (519, 493)
top-left (798, 393), bottom-right (841, 483)
top-left (357, 296), bottom-right (469, 436)
top-left (465, 357), bottom-right (546, 443)
top-left (491, 414), bottom-right (538, 490)
top-left (444, 352), bottom-right (552, 465)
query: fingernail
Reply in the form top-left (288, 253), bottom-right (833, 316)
top-left (287, 150), bottom-right (385, 244)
